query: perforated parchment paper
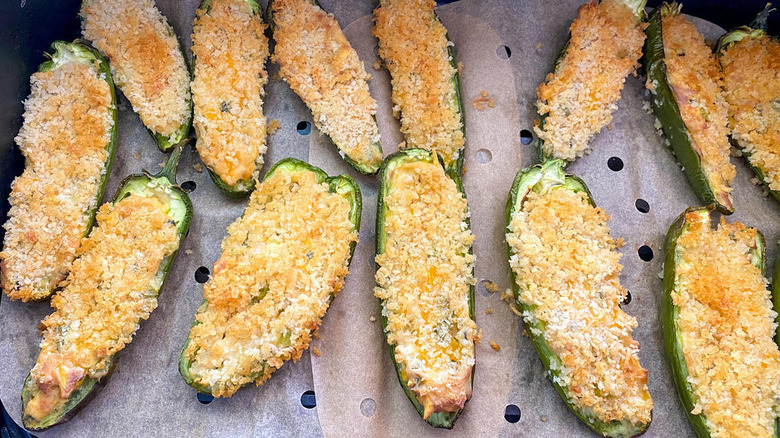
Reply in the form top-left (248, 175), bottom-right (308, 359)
top-left (2, 1), bottom-right (779, 437)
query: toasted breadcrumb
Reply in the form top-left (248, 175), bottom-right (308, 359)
top-left (1, 57), bottom-right (113, 302)
top-left (506, 188), bottom-right (652, 425)
top-left (373, 0), bottom-right (464, 167)
top-left (267, 119), bottom-right (281, 135)
top-left (272, 0), bottom-right (382, 171)
top-left (372, 59), bottom-right (382, 71)
top-left (185, 249), bottom-right (193, 255)
top-left (489, 340), bottom-right (501, 351)
top-left (375, 159), bottom-right (476, 418)
top-left (183, 169), bottom-right (357, 397)
top-left (312, 346), bottom-right (321, 357)
top-left (134, 151), bottom-right (140, 159)
top-left (25, 195), bottom-right (179, 420)
top-left (673, 212), bottom-right (780, 437)
top-left (720, 34), bottom-right (780, 191)
top-left (536, 0), bottom-right (646, 161)
top-left (658, 10), bottom-right (734, 205)
top-left (485, 308), bottom-right (492, 315)
top-left (191, 0), bottom-right (269, 186)
top-left (193, 163), bottom-right (204, 173)
top-left (81, 0), bottom-right (190, 139)
top-left (483, 280), bottom-right (500, 293)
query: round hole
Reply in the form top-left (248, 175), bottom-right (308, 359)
top-left (195, 266), bottom-right (210, 283)
top-left (477, 279), bottom-right (495, 297)
top-left (363, 182), bottom-right (378, 198)
top-left (635, 199), bottom-right (650, 213)
top-left (197, 393), bottom-right (214, 404)
top-left (360, 398), bottom-right (376, 417)
top-left (496, 45), bottom-right (512, 59)
top-left (519, 129), bottom-right (533, 145)
top-left (301, 390), bottom-right (316, 409)
top-left (476, 148), bottom-right (492, 164)
top-left (297, 121), bottom-right (311, 135)
top-left (607, 157), bottom-right (624, 172)
top-left (638, 245), bottom-right (653, 262)
top-left (622, 290), bottom-right (632, 305)
top-left (504, 404), bottom-right (521, 423)
top-left (181, 180), bottom-right (197, 192)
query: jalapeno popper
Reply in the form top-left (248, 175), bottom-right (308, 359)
top-left (373, 0), bottom-right (465, 174)
top-left (662, 207), bottom-right (780, 438)
top-left (0, 41), bottom-right (116, 302)
top-left (644, 3), bottom-right (736, 214)
top-left (191, 0), bottom-right (269, 197)
top-left (179, 159), bottom-right (360, 397)
top-left (717, 7), bottom-right (780, 204)
top-left (374, 149), bottom-right (477, 429)
top-left (81, 0), bottom-right (191, 152)
top-left (505, 160), bottom-right (653, 437)
top-left (268, 0), bottom-right (382, 175)
top-left (536, 0), bottom-right (647, 163)
top-left (21, 146), bottom-right (192, 431)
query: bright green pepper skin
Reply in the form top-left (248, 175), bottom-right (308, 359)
top-left (193, 0), bottom-right (263, 197)
top-left (662, 206), bottom-right (779, 438)
top-left (20, 144), bottom-right (192, 431)
top-left (505, 159), bottom-right (650, 438)
top-left (716, 5), bottom-right (780, 206)
top-left (178, 157), bottom-right (362, 395)
top-left (536, 0), bottom-right (647, 164)
top-left (267, 0), bottom-right (384, 175)
top-left (643, 3), bottom-right (734, 214)
top-left (375, 148), bottom-right (474, 429)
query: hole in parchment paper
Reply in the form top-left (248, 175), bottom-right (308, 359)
top-left (301, 390), bottom-right (316, 409)
top-left (477, 279), bottom-right (495, 297)
top-left (496, 45), bottom-right (512, 59)
top-left (197, 393), bottom-right (214, 404)
top-left (181, 180), bottom-right (197, 192)
top-left (360, 398), bottom-right (376, 417)
top-left (364, 182), bottom-right (378, 198)
top-left (638, 245), bottom-right (653, 262)
top-left (519, 129), bottom-right (533, 145)
top-left (504, 404), bottom-right (521, 423)
top-left (607, 156), bottom-right (624, 172)
top-left (635, 198), bottom-right (650, 213)
top-left (476, 149), bottom-right (492, 164)
top-left (195, 266), bottom-right (210, 283)
top-left (297, 121), bottom-right (311, 135)
top-left (622, 290), bottom-right (632, 305)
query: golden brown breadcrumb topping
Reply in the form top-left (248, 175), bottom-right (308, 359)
top-left (536, 0), bottom-right (646, 161)
top-left (375, 159), bottom-right (476, 419)
top-left (192, 0), bottom-right (269, 186)
top-left (506, 188), bottom-right (652, 425)
top-left (373, 0), bottom-right (464, 167)
top-left (673, 212), bottom-right (780, 438)
top-left (1, 60), bottom-right (113, 302)
top-left (183, 169), bottom-right (356, 397)
top-left (720, 35), bottom-right (780, 191)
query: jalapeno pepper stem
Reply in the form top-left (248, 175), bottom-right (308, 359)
top-left (751, 3), bottom-right (775, 31)
top-left (154, 138), bottom-right (190, 183)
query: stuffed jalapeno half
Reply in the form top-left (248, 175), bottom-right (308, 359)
top-left (191, 0), bottom-right (269, 197)
top-left (535, 0), bottom-right (647, 163)
top-left (644, 3), bottom-right (735, 214)
top-left (374, 149), bottom-right (477, 429)
top-left (1, 41), bottom-right (116, 302)
top-left (717, 6), bottom-right (780, 204)
top-left (179, 158), bottom-right (361, 397)
top-left (662, 206), bottom-right (780, 437)
top-left (81, 0), bottom-right (191, 152)
top-left (21, 145), bottom-right (192, 431)
top-left (373, 0), bottom-right (465, 174)
top-left (268, 0), bottom-right (383, 175)
top-left (505, 159), bottom-right (653, 437)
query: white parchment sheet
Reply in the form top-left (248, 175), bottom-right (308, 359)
top-left (2, 1), bottom-right (779, 437)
